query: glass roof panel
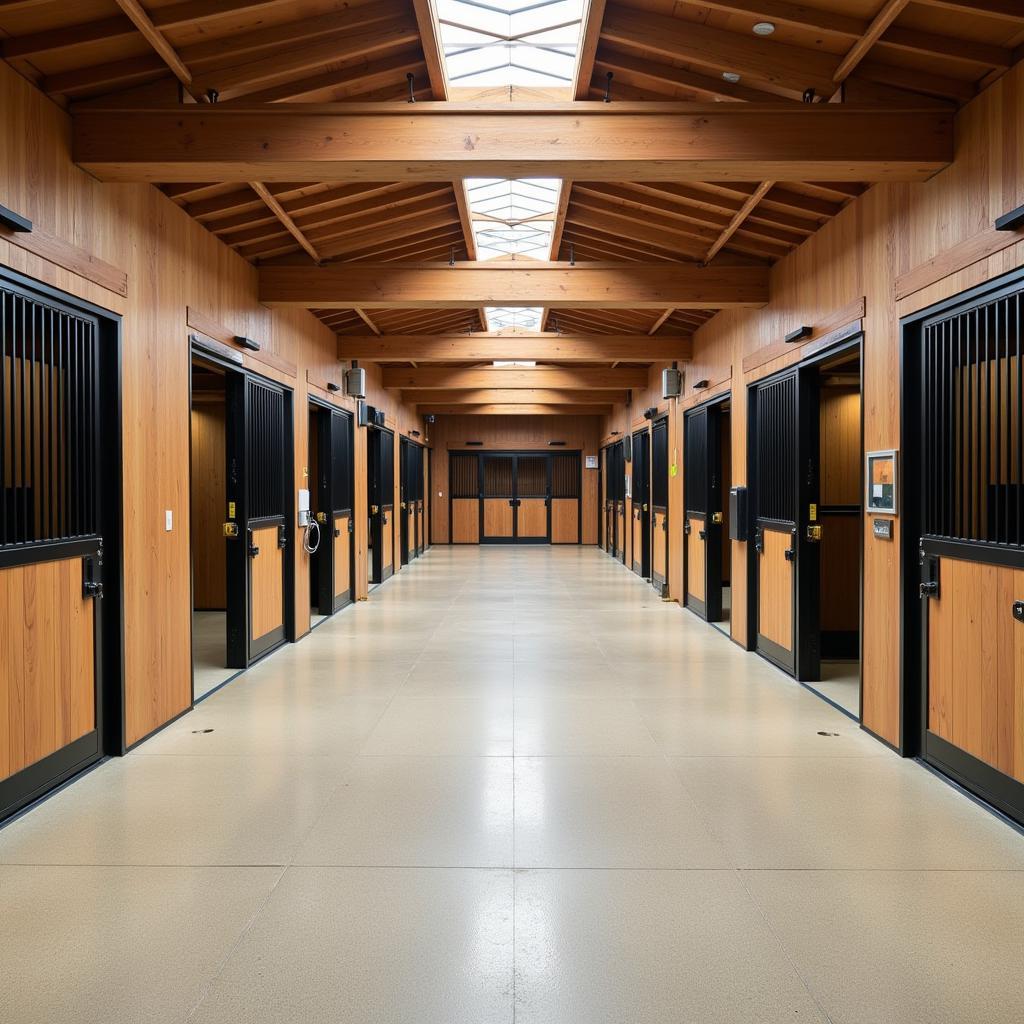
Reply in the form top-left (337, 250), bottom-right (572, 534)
top-left (485, 307), bottom-right (544, 330)
top-left (438, 0), bottom-right (585, 87)
top-left (466, 177), bottom-right (560, 259)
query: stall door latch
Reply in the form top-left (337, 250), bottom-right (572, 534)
top-left (1013, 600), bottom-right (1024, 623)
top-left (82, 551), bottom-right (104, 600)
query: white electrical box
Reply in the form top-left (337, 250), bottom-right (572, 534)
top-left (298, 488), bottom-right (311, 527)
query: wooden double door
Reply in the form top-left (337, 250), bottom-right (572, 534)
top-left (310, 402), bottom-right (354, 616)
top-left (907, 272), bottom-right (1024, 825)
top-left (482, 453), bottom-right (550, 543)
top-left (1, 269), bottom-right (122, 822)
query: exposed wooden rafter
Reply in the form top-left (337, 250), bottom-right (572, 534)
top-left (833, 0), bottom-right (912, 90)
top-left (703, 181), bottom-right (774, 264)
top-left (382, 366), bottom-right (649, 389)
top-left (111, 0), bottom-right (194, 93)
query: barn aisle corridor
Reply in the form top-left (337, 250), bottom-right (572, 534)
top-left (2, 546), bottom-right (1024, 1024)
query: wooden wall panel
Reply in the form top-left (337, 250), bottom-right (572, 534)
top-left (1, 558), bottom-right (94, 780)
top-left (452, 499), bottom-right (480, 543)
top-left (758, 530), bottom-right (793, 651)
top-left (250, 525), bottom-right (284, 641)
top-left (190, 400), bottom-right (227, 610)
top-left (429, 416), bottom-right (601, 545)
top-left (335, 514), bottom-right (352, 600)
top-left (820, 387), bottom-right (861, 507)
top-left (552, 499), bottom-right (579, 544)
top-left (0, 61), bottom-right (423, 746)
top-left (601, 62), bottom-right (1024, 749)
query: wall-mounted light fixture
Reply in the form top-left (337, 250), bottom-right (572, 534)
top-left (643, 406), bottom-right (658, 420)
top-left (410, 429), bottom-right (421, 438)
top-left (692, 379), bottom-right (710, 390)
top-left (784, 325), bottom-right (813, 344)
top-left (610, 430), bottom-right (620, 436)
top-left (234, 335), bottom-right (261, 352)
top-left (548, 440), bottom-right (566, 446)
top-left (0, 203), bottom-right (32, 232)
top-left (995, 203), bottom-right (1024, 232)
top-left (466, 440), bottom-right (483, 446)
top-left (326, 381), bottom-right (340, 392)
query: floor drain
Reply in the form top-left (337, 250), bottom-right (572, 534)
top-left (191, 728), bottom-right (215, 734)
top-left (817, 730), bottom-right (840, 737)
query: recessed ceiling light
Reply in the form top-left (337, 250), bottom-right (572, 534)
top-left (753, 21), bottom-right (775, 35)
top-left (722, 72), bottom-right (741, 83)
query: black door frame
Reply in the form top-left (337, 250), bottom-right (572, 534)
top-left (367, 424), bottom-right (395, 584)
top-left (0, 266), bottom-right (125, 823)
top-left (309, 395), bottom-right (354, 617)
top-left (900, 265), bottom-right (1024, 822)
top-left (631, 427), bottom-right (651, 578)
top-left (650, 415), bottom-right (669, 595)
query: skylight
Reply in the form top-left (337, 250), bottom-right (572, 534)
top-left (486, 307), bottom-right (544, 330)
top-left (438, 0), bottom-right (585, 88)
top-left (465, 178), bottom-right (559, 259)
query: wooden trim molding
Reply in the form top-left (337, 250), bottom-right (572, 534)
top-left (895, 224), bottom-right (1024, 301)
top-left (0, 221), bottom-right (127, 296)
top-left (186, 305), bottom-right (297, 377)
top-left (741, 297), bottom-right (866, 374)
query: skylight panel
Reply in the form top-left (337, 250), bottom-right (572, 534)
top-left (486, 307), bottom-right (544, 331)
top-left (438, 0), bottom-right (585, 88)
top-left (466, 177), bottom-right (560, 258)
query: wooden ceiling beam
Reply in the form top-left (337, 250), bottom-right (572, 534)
top-left (914, 0), bottom-right (1024, 21)
top-left (418, 404), bottom-right (612, 416)
top-left (338, 333), bottom-right (690, 362)
top-left (248, 181), bottom-right (321, 262)
top-left (832, 0), bottom-right (911, 89)
top-left (72, 103), bottom-right (953, 183)
top-left (402, 389), bottom-right (629, 405)
top-left (573, 0), bottom-right (608, 100)
top-left (260, 261), bottom-right (769, 310)
top-left (151, 0), bottom-right (296, 30)
top-left (411, 0), bottom-right (449, 99)
top-left (384, 366), bottom-right (649, 389)
top-left (671, 0), bottom-right (863, 38)
top-left (704, 181), bottom-right (775, 264)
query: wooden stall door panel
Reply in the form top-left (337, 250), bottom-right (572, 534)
top-left (1, 559), bottom-right (95, 781)
top-left (687, 515), bottom-right (706, 603)
top-left (820, 515), bottom-right (860, 634)
top-left (452, 498), bottom-right (480, 543)
top-left (551, 499), bottom-right (578, 544)
top-left (632, 516), bottom-right (643, 569)
top-left (382, 517), bottom-right (394, 570)
top-left (190, 402), bottom-right (227, 609)
top-left (518, 499), bottom-right (548, 539)
top-left (334, 514), bottom-right (351, 599)
top-left (928, 558), bottom-right (1024, 783)
top-left (250, 525), bottom-right (283, 641)
top-left (653, 512), bottom-right (667, 577)
top-left (759, 529), bottom-right (794, 652)
top-left (484, 499), bottom-right (514, 538)
top-left (616, 508), bottom-right (625, 555)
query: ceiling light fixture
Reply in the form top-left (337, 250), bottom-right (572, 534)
top-left (722, 72), bottom-right (741, 83)
top-left (752, 22), bottom-right (775, 36)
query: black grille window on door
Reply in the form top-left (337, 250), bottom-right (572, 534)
top-left (246, 381), bottom-right (285, 521)
top-left (551, 453), bottom-right (581, 498)
top-left (755, 374), bottom-right (797, 524)
top-left (2, 286), bottom-right (98, 548)
top-left (922, 290), bottom-right (1023, 547)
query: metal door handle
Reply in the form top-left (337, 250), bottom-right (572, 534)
top-left (711, 512), bottom-right (723, 524)
top-left (249, 544), bottom-right (260, 557)
top-left (334, 528), bottom-right (341, 538)
top-left (784, 548), bottom-right (796, 562)
top-left (1014, 600), bottom-right (1024, 622)
top-left (684, 521), bottom-right (691, 536)
top-left (83, 580), bottom-right (104, 599)
top-left (920, 581), bottom-right (939, 599)
top-left (698, 529), bottom-right (706, 540)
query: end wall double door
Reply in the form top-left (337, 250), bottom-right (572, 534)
top-left (482, 453), bottom-right (550, 543)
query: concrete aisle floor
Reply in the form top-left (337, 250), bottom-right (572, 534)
top-left (3, 547), bottom-right (1024, 1024)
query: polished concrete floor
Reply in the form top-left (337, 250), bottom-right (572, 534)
top-left (3, 547), bottom-right (1024, 1024)
top-left (191, 610), bottom-right (233, 699)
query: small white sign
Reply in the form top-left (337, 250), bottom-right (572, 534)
top-left (585, 455), bottom-right (598, 469)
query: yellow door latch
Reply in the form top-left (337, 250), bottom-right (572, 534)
top-left (223, 522), bottom-right (239, 538)
top-left (711, 512), bottom-right (723, 524)
top-left (316, 511), bottom-right (328, 524)
top-left (371, 504), bottom-right (380, 515)
top-left (806, 524), bottom-right (823, 541)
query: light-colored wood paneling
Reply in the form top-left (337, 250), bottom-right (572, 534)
top-left (334, 514), bottom-right (351, 599)
top-left (0, 60), bottom-right (423, 743)
top-left (603, 59), bottom-right (1024, 747)
top-left (820, 386), bottom-right (861, 506)
top-left (250, 525), bottom-right (283, 641)
top-left (382, 515), bottom-right (394, 571)
top-left (758, 528), bottom-right (793, 652)
top-left (518, 499), bottom-right (548, 539)
top-left (652, 510), bottom-right (667, 581)
top-left (483, 498), bottom-right (514, 539)
top-left (820, 515), bottom-right (860, 635)
top-left (190, 400), bottom-right (226, 610)
top-left (552, 499), bottom-right (579, 544)
top-left (1, 557), bottom-right (94, 781)
top-left (928, 557), bottom-right (1024, 783)
top-left (452, 498), bottom-right (480, 544)
top-left (687, 514), bottom-right (706, 603)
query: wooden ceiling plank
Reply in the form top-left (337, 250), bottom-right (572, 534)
top-left (400, 389), bottom-right (630, 404)
top-left (152, 0), bottom-right (295, 29)
top-left (249, 181), bottom-right (321, 262)
top-left (672, 0), bottom-right (864, 38)
top-left (418, 404), bottom-right (612, 415)
top-left (913, 0), bottom-right (1024, 20)
top-left (72, 103), bottom-right (954, 184)
top-left (833, 0), bottom-right (913, 88)
top-left (332, 226), bottom-right (467, 263)
top-left (877, 26), bottom-right (1011, 68)
top-left (600, 6), bottom-right (840, 97)
top-left (305, 197), bottom-right (458, 247)
top-left (44, 55), bottom-right (167, 97)
top-left (854, 60), bottom-right (976, 102)
top-left (0, 16), bottom-right (136, 59)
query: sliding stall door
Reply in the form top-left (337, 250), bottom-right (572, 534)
top-left (316, 407), bottom-right (353, 613)
top-left (551, 452), bottom-right (581, 544)
top-left (685, 404), bottom-right (725, 621)
top-left (482, 454), bottom-right (515, 542)
top-left (515, 454), bottom-right (549, 543)
top-left (651, 418), bottom-right (669, 595)
top-left (450, 452), bottom-right (480, 543)
top-left (399, 437), bottom-right (412, 567)
top-left (631, 430), bottom-right (650, 577)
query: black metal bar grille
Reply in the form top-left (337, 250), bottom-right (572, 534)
top-left (450, 453), bottom-right (478, 497)
top-left (380, 431), bottom-right (394, 505)
top-left (1, 284), bottom-right (99, 548)
top-left (685, 409), bottom-right (708, 514)
top-left (755, 373), bottom-right (797, 524)
top-left (246, 379), bottom-right (285, 520)
top-left (483, 455), bottom-right (513, 497)
top-left (516, 455), bottom-right (547, 498)
top-left (551, 453), bottom-right (580, 498)
top-left (330, 411), bottom-right (352, 512)
top-left (922, 287), bottom-right (1023, 547)
top-left (651, 421), bottom-right (668, 508)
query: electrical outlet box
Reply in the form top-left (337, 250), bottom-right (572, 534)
top-left (165, 510), bottom-right (173, 532)
top-left (298, 488), bottom-right (311, 527)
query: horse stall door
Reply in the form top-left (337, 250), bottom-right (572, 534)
top-left (651, 417), bottom-right (669, 595)
top-left (916, 283), bottom-right (1024, 824)
top-left (551, 452), bottom-right (581, 544)
top-left (399, 437), bottom-right (410, 566)
top-left (380, 429), bottom-right (395, 580)
top-left (240, 377), bottom-right (289, 662)
top-left (450, 453), bottom-right (480, 544)
top-left (482, 454), bottom-right (515, 543)
top-left (685, 407), bottom-right (709, 618)
top-left (515, 454), bottom-right (549, 543)
top-left (319, 407), bottom-right (353, 612)
top-left (752, 373), bottom-right (799, 675)
top-left (1, 277), bottom-right (113, 820)
top-left (631, 430), bottom-right (650, 576)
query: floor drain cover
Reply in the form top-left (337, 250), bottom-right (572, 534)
top-left (191, 728), bottom-right (214, 734)
top-left (817, 731), bottom-right (840, 737)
